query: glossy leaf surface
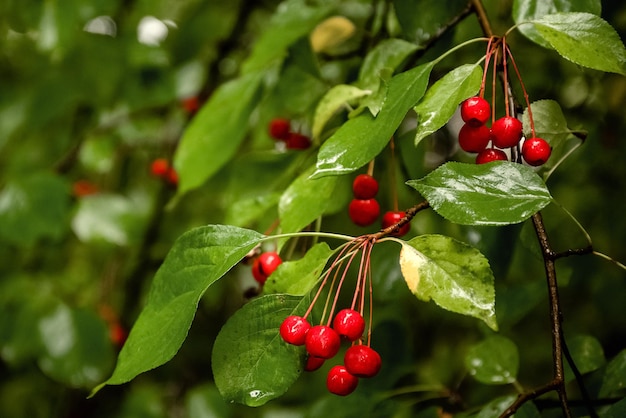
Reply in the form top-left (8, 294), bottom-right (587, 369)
top-left (465, 336), bottom-right (519, 384)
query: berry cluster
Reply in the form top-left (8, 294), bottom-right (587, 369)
top-left (268, 118), bottom-right (312, 150)
top-left (279, 237), bottom-right (382, 396)
top-left (458, 37), bottom-right (551, 166)
top-left (150, 158), bottom-right (179, 186)
top-left (251, 251), bottom-right (282, 285)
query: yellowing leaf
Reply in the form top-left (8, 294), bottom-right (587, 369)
top-left (310, 16), bottom-right (356, 53)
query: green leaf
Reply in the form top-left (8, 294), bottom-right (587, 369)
top-left (184, 384), bottom-right (232, 418)
top-left (602, 398), bottom-right (626, 418)
top-left (263, 242), bottom-right (334, 295)
top-left (356, 38), bottom-right (419, 94)
top-left (174, 72), bottom-right (263, 195)
top-left (513, 0), bottom-right (601, 48)
top-left (600, 349), bottom-right (626, 397)
top-left (92, 225), bottom-right (264, 395)
top-left (279, 165), bottom-right (339, 235)
top-left (312, 85), bottom-right (371, 141)
top-left (531, 12), bottom-right (626, 75)
top-left (400, 235), bottom-right (497, 330)
top-left (406, 161), bottom-right (552, 226)
top-left (313, 61), bottom-right (435, 177)
top-left (212, 294), bottom-right (308, 406)
top-left (522, 99), bottom-right (571, 149)
top-left (465, 336), bottom-right (519, 384)
top-left (564, 334), bottom-right (606, 381)
top-left (393, 0), bottom-right (470, 46)
top-left (475, 395), bottom-right (540, 418)
top-left (414, 64), bottom-right (482, 146)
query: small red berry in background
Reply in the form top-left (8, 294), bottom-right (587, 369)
top-left (150, 158), bottom-right (170, 177)
top-left (305, 325), bottom-right (341, 359)
top-left (461, 96), bottom-right (491, 127)
top-left (332, 309), bottom-right (365, 341)
top-left (344, 345), bottom-right (382, 378)
top-left (72, 180), bottom-right (99, 197)
top-left (108, 322), bottom-right (128, 348)
top-left (251, 251), bottom-right (282, 285)
top-left (352, 174), bottom-right (379, 200)
top-left (165, 168), bottom-right (179, 186)
top-left (304, 355), bottom-right (325, 372)
top-left (458, 124), bottom-right (491, 153)
top-left (476, 148), bottom-right (508, 164)
top-left (285, 132), bottom-right (312, 150)
top-left (279, 315), bottom-right (311, 346)
top-left (181, 96), bottom-right (201, 114)
top-left (348, 198), bottom-right (380, 227)
top-left (268, 118), bottom-right (291, 140)
top-left (326, 365), bottom-right (359, 396)
top-left (491, 116), bottom-right (523, 148)
top-left (522, 137), bottom-right (551, 166)
top-left (382, 211), bottom-right (410, 237)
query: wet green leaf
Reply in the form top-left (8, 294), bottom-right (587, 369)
top-left (600, 349), bottom-right (626, 397)
top-left (406, 161), bottom-right (552, 225)
top-left (400, 235), bottom-right (497, 330)
top-left (212, 294), bottom-right (308, 406)
top-left (312, 85), bottom-right (371, 140)
top-left (465, 336), bottom-right (519, 384)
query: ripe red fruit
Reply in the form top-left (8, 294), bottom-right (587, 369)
top-left (460, 96), bottom-right (491, 127)
top-left (381, 211), bottom-right (410, 237)
top-left (165, 168), bottom-right (179, 186)
top-left (348, 199), bottom-right (380, 227)
top-left (285, 132), bottom-right (311, 150)
top-left (181, 96), bottom-right (201, 114)
top-left (150, 158), bottom-right (170, 177)
top-left (305, 325), bottom-right (341, 359)
top-left (109, 322), bottom-right (128, 347)
top-left (268, 118), bottom-right (291, 140)
top-left (522, 137), bottom-right (551, 166)
top-left (491, 116), bottom-right (523, 148)
top-left (476, 148), bottom-right (508, 164)
top-left (458, 123), bottom-right (491, 153)
top-left (251, 252), bottom-right (282, 285)
top-left (332, 309), bottom-right (365, 341)
top-left (280, 315), bottom-right (311, 346)
top-left (304, 355), bottom-right (325, 372)
top-left (72, 180), bottom-right (99, 197)
top-left (352, 174), bottom-right (378, 199)
top-left (344, 345), bottom-right (382, 378)
top-left (326, 365), bottom-right (359, 396)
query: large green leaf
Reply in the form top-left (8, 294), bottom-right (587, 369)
top-left (600, 349), bottom-right (626, 397)
top-left (91, 225), bottom-right (265, 395)
top-left (465, 336), bottom-right (519, 384)
top-left (400, 235), bottom-right (497, 330)
top-left (414, 64), bottom-right (482, 146)
top-left (212, 294), bottom-right (308, 406)
top-left (513, 0), bottom-right (601, 48)
top-left (406, 161), bottom-right (552, 225)
top-left (531, 13), bottom-right (626, 75)
top-left (313, 61), bottom-right (435, 177)
top-left (174, 72), bottom-right (263, 195)
top-left (564, 334), bottom-right (606, 381)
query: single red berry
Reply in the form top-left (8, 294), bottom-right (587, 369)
top-left (304, 355), bottom-right (325, 372)
top-left (268, 118), bottom-right (291, 140)
top-left (352, 174), bottom-right (379, 199)
top-left (150, 158), bottom-right (170, 177)
top-left (280, 315), bottom-right (311, 346)
top-left (460, 96), bottom-right (491, 127)
top-left (326, 365), bottom-right (359, 396)
top-left (332, 309), bottom-right (365, 341)
top-left (458, 123), bottom-right (491, 153)
top-left (522, 137), bottom-right (551, 166)
top-left (109, 322), bottom-right (128, 347)
top-left (165, 168), bottom-right (178, 186)
top-left (491, 116), bottom-right (523, 148)
top-left (475, 148), bottom-right (508, 164)
top-left (181, 96), bottom-right (201, 114)
top-left (348, 199), bottom-right (380, 227)
top-left (381, 211), bottom-right (410, 237)
top-left (251, 252), bottom-right (282, 285)
top-left (285, 132), bottom-right (311, 150)
top-left (344, 345), bottom-right (382, 378)
top-left (305, 325), bottom-right (341, 359)
top-left (72, 180), bottom-right (99, 197)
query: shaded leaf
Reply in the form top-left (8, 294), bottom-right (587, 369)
top-left (393, 0), bottom-right (470, 46)
top-left (600, 349), bottom-right (626, 397)
top-left (564, 334), bottom-right (606, 381)
top-left (357, 38), bottom-right (418, 90)
top-left (400, 235), bottom-right (497, 330)
top-left (406, 161), bottom-right (552, 226)
top-left (465, 336), bottom-right (519, 384)
top-left (475, 394), bottom-right (540, 417)
top-left (312, 85), bottom-right (371, 140)
top-left (602, 397), bottom-right (626, 418)
top-left (522, 99), bottom-right (571, 149)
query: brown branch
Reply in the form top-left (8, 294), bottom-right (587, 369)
top-left (372, 200), bottom-right (430, 240)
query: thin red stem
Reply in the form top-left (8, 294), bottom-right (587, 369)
top-left (502, 38), bottom-right (510, 117)
top-left (506, 43), bottom-right (536, 138)
top-left (479, 36), bottom-right (496, 98)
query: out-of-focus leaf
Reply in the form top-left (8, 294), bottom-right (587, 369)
top-left (310, 16), bottom-right (356, 53)
top-left (600, 349), bottom-right (626, 397)
top-left (393, 0), bottom-right (470, 46)
top-left (465, 336), bottom-right (519, 384)
top-left (475, 395), bottom-right (540, 417)
top-left (564, 334), bottom-right (606, 381)
top-left (185, 384), bottom-right (233, 418)
top-left (312, 85), bottom-right (371, 140)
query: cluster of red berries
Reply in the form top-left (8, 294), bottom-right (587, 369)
top-left (251, 251), bottom-right (282, 285)
top-left (348, 174), bottom-right (411, 237)
top-left (150, 158), bottom-right (179, 186)
top-left (279, 238), bottom-right (382, 396)
top-left (268, 118), bottom-right (312, 150)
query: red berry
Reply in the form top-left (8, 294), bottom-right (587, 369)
top-left (381, 211), bottom-right (410, 237)
top-left (332, 309), bottom-right (365, 341)
top-left (280, 315), bottom-right (311, 346)
top-left (165, 168), bottom-right (179, 186)
top-left (72, 180), bottom-right (99, 197)
top-left (150, 158), bottom-right (170, 177)
top-left (344, 345), bottom-right (382, 378)
top-left (304, 355), bottom-right (325, 372)
top-left (268, 118), bottom-right (291, 140)
top-left (348, 199), bottom-right (380, 227)
top-left (458, 123), bottom-right (491, 153)
top-left (461, 96), bottom-right (491, 127)
top-left (522, 137), bottom-right (551, 166)
top-left (285, 132), bottom-right (311, 150)
top-left (181, 96), bottom-right (201, 114)
top-left (476, 148), bottom-right (508, 164)
top-left (491, 116), bottom-right (523, 148)
top-left (109, 322), bottom-right (128, 347)
top-left (251, 252), bottom-right (282, 285)
top-left (326, 365), bottom-right (359, 396)
top-left (352, 174), bottom-right (379, 199)
top-left (305, 325), bottom-right (341, 359)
